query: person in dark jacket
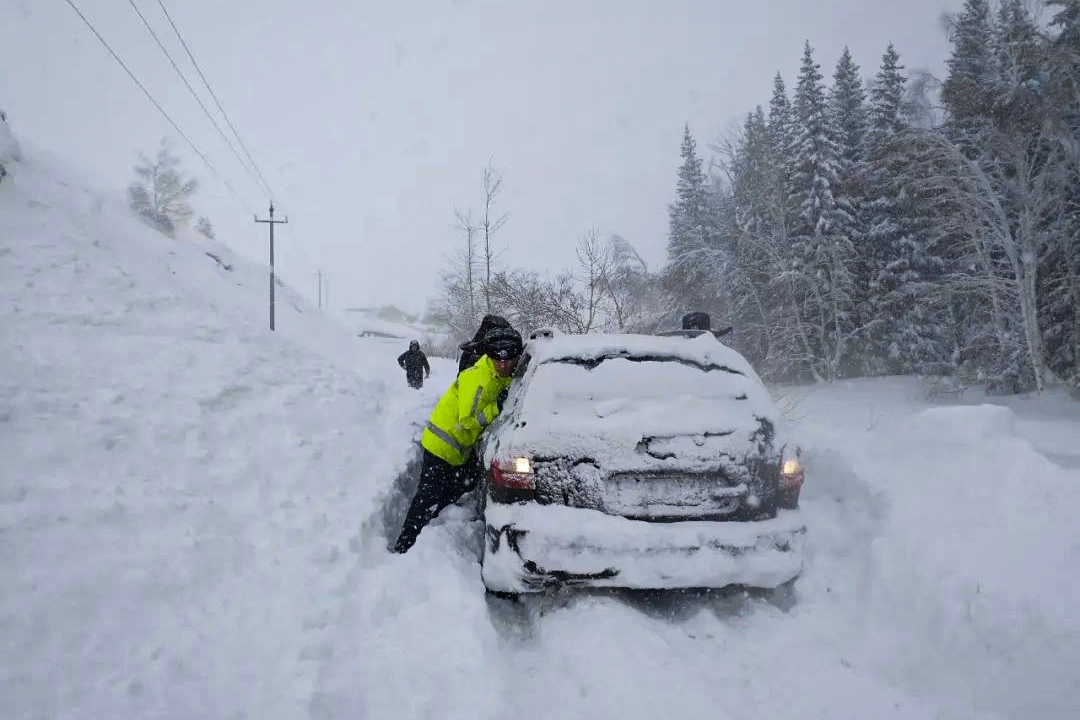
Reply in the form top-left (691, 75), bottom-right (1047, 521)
top-left (457, 314), bottom-right (511, 373)
top-left (398, 340), bottom-right (430, 389)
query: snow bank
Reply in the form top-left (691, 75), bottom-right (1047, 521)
top-left (0, 143), bottom-right (455, 720)
top-left (789, 378), bottom-right (1080, 720)
top-left (917, 402), bottom-right (1017, 441)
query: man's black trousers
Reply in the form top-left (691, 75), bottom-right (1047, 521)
top-left (392, 449), bottom-right (479, 553)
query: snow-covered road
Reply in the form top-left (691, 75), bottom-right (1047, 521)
top-left (2, 146), bottom-right (1078, 720)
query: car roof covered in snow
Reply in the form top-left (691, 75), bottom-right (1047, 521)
top-left (526, 331), bottom-right (760, 379)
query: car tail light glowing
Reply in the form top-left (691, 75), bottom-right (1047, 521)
top-left (491, 457), bottom-right (535, 489)
top-left (780, 455), bottom-right (804, 489)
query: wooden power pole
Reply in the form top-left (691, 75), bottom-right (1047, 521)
top-left (315, 269), bottom-right (324, 310)
top-left (255, 203), bottom-right (288, 330)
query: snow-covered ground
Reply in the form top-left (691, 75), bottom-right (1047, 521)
top-left (2, 140), bottom-right (1079, 720)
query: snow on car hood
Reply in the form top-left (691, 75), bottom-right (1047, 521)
top-left (502, 333), bottom-right (780, 468)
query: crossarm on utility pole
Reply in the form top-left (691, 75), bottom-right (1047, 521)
top-left (255, 203), bottom-right (288, 330)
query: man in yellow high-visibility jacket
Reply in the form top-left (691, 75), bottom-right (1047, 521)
top-left (392, 327), bottom-right (523, 553)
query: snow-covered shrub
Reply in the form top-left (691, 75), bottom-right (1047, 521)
top-left (128, 138), bottom-right (197, 236)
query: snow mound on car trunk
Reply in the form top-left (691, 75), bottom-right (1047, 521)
top-left (506, 332), bottom-right (786, 472)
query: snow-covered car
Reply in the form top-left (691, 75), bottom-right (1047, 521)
top-left (478, 330), bottom-right (806, 595)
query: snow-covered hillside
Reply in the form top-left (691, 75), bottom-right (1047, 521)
top-left (2, 138), bottom-right (1078, 720)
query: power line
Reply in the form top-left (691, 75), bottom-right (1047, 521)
top-left (148, 0), bottom-right (327, 282)
top-left (125, 0), bottom-right (264, 199)
top-left (280, 222), bottom-right (320, 277)
top-left (62, 0), bottom-right (256, 216)
top-left (153, 0), bottom-right (279, 204)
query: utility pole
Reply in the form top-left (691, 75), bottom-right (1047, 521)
top-left (315, 270), bottom-right (324, 310)
top-left (255, 203), bottom-right (288, 330)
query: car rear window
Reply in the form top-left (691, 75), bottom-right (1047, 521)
top-left (510, 350), bottom-right (780, 448)
top-left (524, 355), bottom-right (762, 411)
top-left (545, 352), bottom-right (744, 375)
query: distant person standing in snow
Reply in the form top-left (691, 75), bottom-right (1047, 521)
top-left (397, 340), bottom-right (430, 389)
top-left (392, 327), bottom-right (523, 553)
top-left (457, 314), bottom-right (511, 374)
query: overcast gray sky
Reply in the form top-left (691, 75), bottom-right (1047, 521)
top-left (2, 0), bottom-right (961, 315)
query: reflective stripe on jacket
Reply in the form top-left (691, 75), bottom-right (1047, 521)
top-left (421, 354), bottom-right (511, 466)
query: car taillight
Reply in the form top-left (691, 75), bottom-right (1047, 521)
top-left (780, 457), bottom-right (805, 489)
top-left (491, 457), bottom-right (535, 490)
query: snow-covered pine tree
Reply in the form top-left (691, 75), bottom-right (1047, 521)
top-left (664, 124), bottom-right (723, 317)
top-left (1041, 0), bottom-right (1080, 386)
top-left (992, 0), bottom-right (1045, 136)
top-left (863, 44), bottom-right (950, 376)
top-left (941, 0), bottom-right (998, 138)
top-left (767, 72), bottom-right (796, 227)
top-left (868, 44), bottom-right (907, 145)
top-left (904, 0), bottom-right (1062, 392)
top-left (786, 41), bottom-right (858, 381)
top-left (829, 48), bottom-right (868, 190)
top-left (828, 47), bottom-right (871, 374)
top-left (728, 107), bottom-right (781, 372)
top-left (712, 75), bottom-right (807, 381)
top-left (754, 73), bottom-right (810, 380)
top-left (932, 0), bottom-right (1025, 389)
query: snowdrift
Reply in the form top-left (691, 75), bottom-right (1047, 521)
top-left (791, 380), bottom-right (1080, 720)
top-left (0, 136), bottom-right (449, 720)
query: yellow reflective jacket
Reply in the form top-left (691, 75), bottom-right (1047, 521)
top-left (421, 355), bottom-right (511, 466)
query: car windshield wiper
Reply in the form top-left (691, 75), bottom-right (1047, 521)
top-left (545, 353), bottom-right (745, 375)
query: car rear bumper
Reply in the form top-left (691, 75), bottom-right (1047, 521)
top-left (481, 502), bottom-right (806, 593)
